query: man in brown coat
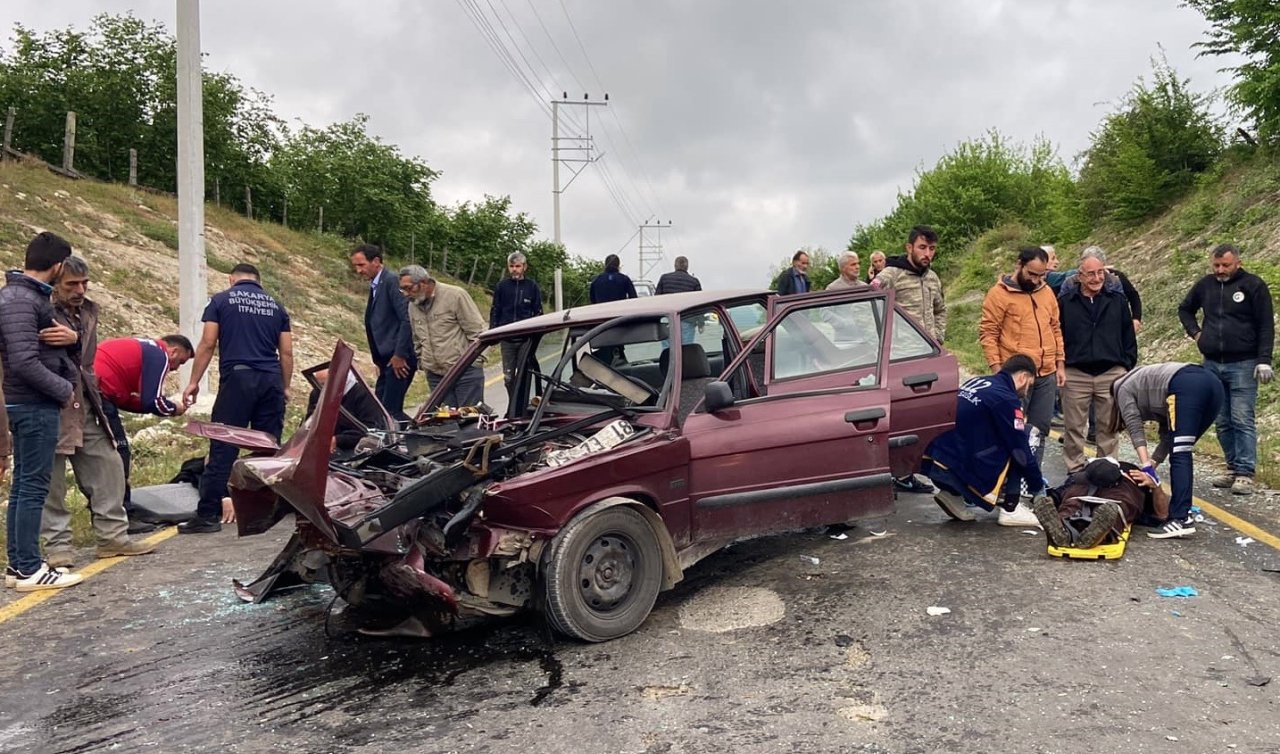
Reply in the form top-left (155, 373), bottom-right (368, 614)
top-left (40, 256), bottom-right (155, 567)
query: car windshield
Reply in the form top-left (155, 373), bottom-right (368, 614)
top-left (421, 315), bottom-right (679, 420)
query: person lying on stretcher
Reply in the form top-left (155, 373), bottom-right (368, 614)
top-left (1032, 457), bottom-right (1170, 549)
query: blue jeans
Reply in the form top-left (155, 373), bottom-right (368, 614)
top-left (1166, 365), bottom-right (1225, 521)
top-left (6, 402), bottom-right (61, 574)
top-left (1204, 359), bottom-right (1257, 477)
top-left (426, 365), bottom-right (486, 408)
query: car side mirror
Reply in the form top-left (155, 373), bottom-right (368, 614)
top-left (703, 380), bottom-right (735, 413)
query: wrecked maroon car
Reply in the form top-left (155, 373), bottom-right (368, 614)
top-left (189, 287), bottom-right (957, 641)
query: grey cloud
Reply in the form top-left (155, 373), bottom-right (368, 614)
top-left (2, 0), bottom-right (1240, 287)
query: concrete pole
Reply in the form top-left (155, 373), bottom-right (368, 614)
top-left (552, 100), bottom-right (561, 245)
top-left (128, 148), bottom-right (138, 186)
top-left (62, 111), bottom-right (76, 173)
top-left (176, 0), bottom-right (208, 395)
top-left (3, 107), bottom-right (14, 158)
top-left (552, 100), bottom-right (564, 311)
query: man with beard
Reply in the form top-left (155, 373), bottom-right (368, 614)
top-left (773, 250), bottom-right (811, 295)
top-left (921, 355), bottom-right (1046, 527)
top-left (1177, 243), bottom-right (1274, 496)
top-left (871, 225), bottom-right (946, 494)
top-left (41, 256), bottom-right (156, 566)
top-left (978, 247), bottom-right (1066, 526)
top-left (400, 265), bottom-right (487, 408)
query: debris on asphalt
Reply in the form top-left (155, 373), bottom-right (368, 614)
top-left (833, 634), bottom-right (855, 648)
top-left (1245, 676), bottom-right (1271, 687)
top-left (1235, 536), bottom-right (1255, 547)
top-left (829, 532), bottom-right (849, 540)
top-left (1156, 586), bottom-right (1199, 598)
top-left (1171, 610), bottom-right (1183, 617)
top-left (800, 555), bottom-right (821, 565)
top-left (1021, 529), bottom-right (1039, 535)
top-left (926, 606), bottom-right (951, 616)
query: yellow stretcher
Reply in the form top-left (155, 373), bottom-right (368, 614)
top-left (1047, 525), bottom-right (1131, 561)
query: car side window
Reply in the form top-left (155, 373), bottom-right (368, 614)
top-left (725, 302), bottom-right (766, 341)
top-left (890, 310), bottom-right (937, 361)
top-left (773, 299), bottom-right (883, 383)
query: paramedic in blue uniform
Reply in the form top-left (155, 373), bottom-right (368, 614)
top-left (920, 354), bottom-right (1047, 527)
top-left (179, 263), bottom-right (293, 534)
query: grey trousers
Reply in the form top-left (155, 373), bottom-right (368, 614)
top-left (43, 410), bottom-right (129, 550)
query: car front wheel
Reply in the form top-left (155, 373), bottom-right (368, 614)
top-left (543, 506), bottom-right (663, 642)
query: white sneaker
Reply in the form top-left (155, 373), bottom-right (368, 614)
top-left (13, 562), bottom-right (84, 592)
top-left (998, 502), bottom-right (1042, 528)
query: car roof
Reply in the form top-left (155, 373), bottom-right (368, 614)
top-left (487, 289), bottom-right (771, 336)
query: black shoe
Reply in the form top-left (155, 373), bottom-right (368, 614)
top-left (893, 475), bottom-right (935, 494)
top-left (1032, 495), bottom-right (1071, 547)
top-left (1077, 504), bottom-right (1121, 549)
top-left (178, 517), bottom-right (222, 535)
top-left (127, 517), bottom-right (157, 535)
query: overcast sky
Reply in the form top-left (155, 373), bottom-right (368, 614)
top-left (1, 1), bottom-right (1240, 288)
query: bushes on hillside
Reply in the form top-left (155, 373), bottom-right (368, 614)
top-left (1076, 57), bottom-right (1223, 226)
top-left (847, 131), bottom-right (1086, 274)
top-left (1186, 0), bottom-right (1280, 144)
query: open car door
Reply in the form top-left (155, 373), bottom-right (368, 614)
top-left (681, 288), bottom-right (896, 542)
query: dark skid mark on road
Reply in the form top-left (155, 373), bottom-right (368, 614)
top-left (23, 586), bottom-right (572, 753)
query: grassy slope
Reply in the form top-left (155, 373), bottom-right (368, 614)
top-left (942, 149), bottom-right (1280, 486)
top-left (0, 157), bottom-right (490, 559)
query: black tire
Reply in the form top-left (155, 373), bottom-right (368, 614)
top-left (543, 506), bottom-right (663, 642)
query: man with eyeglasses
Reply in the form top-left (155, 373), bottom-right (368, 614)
top-left (977, 246), bottom-right (1065, 526)
top-left (1057, 248), bottom-right (1137, 472)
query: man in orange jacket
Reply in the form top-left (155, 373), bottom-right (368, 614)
top-left (978, 246), bottom-right (1066, 526)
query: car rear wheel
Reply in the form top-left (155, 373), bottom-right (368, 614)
top-left (543, 506), bottom-right (662, 642)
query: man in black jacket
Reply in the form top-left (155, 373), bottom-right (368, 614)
top-left (1177, 243), bottom-right (1275, 495)
top-left (655, 256), bottom-right (703, 344)
top-left (351, 244), bottom-right (416, 423)
top-left (490, 251), bottom-right (544, 390)
top-left (0, 232), bottom-right (83, 591)
top-left (1058, 250), bottom-right (1137, 472)
top-left (773, 250), bottom-right (810, 295)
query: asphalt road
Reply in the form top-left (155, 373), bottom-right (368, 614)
top-left (1, 440), bottom-right (1278, 753)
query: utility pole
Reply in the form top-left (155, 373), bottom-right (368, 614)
top-left (638, 220), bottom-right (672, 285)
top-left (176, 0), bottom-right (208, 396)
top-left (551, 92), bottom-right (608, 309)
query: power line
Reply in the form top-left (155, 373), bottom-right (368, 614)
top-left (524, 0), bottom-right (588, 95)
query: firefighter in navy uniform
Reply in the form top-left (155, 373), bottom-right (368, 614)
top-left (921, 354), bottom-right (1047, 528)
top-left (179, 263), bottom-right (293, 534)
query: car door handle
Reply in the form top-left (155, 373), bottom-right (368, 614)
top-left (903, 372), bottom-right (938, 388)
top-left (845, 407), bottom-right (886, 424)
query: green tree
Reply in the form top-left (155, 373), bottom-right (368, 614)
top-left (0, 13), bottom-right (282, 198)
top-left (1076, 56), bottom-right (1222, 225)
top-left (847, 131), bottom-right (1086, 273)
top-left (270, 114), bottom-right (438, 252)
top-left (1185, 0), bottom-right (1280, 142)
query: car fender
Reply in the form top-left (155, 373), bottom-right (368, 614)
top-left (543, 496), bottom-right (683, 591)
